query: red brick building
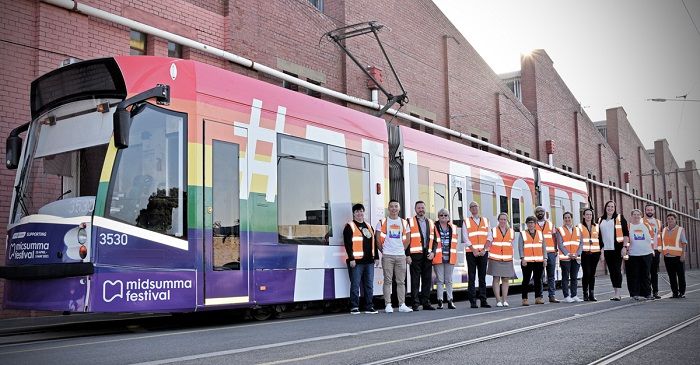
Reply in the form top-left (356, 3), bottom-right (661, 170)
top-left (1, 0), bottom-right (698, 315)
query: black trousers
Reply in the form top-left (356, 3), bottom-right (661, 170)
top-left (604, 248), bottom-right (623, 288)
top-left (650, 251), bottom-right (661, 295)
top-left (581, 251), bottom-right (601, 295)
top-left (626, 254), bottom-right (652, 298)
top-left (466, 251), bottom-right (489, 302)
top-left (664, 256), bottom-right (686, 296)
top-left (409, 253), bottom-right (433, 305)
top-left (521, 261), bottom-right (544, 299)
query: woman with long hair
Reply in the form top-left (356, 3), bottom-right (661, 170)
top-left (598, 200), bottom-right (629, 301)
top-left (580, 208), bottom-right (601, 301)
top-left (432, 208), bottom-right (458, 309)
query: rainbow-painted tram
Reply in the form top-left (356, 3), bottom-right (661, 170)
top-left (1, 57), bottom-right (587, 314)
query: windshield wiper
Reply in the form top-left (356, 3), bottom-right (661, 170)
top-left (14, 185), bottom-right (29, 217)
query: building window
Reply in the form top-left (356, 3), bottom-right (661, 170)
top-left (410, 113), bottom-right (421, 131)
top-left (506, 79), bottom-right (522, 101)
top-left (481, 137), bottom-right (489, 152)
top-left (282, 71), bottom-right (299, 92)
top-left (306, 78), bottom-right (322, 98)
top-left (424, 118), bottom-right (434, 134)
top-left (167, 41), bottom-right (182, 58)
top-left (471, 134), bottom-right (480, 149)
top-left (129, 30), bottom-right (147, 55)
top-left (308, 0), bottom-right (323, 12)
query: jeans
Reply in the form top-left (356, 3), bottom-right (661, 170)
top-left (521, 261), bottom-right (544, 299)
top-left (466, 251), bottom-right (489, 302)
top-left (560, 259), bottom-right (580, 298)
top-left (581, 251), bottom-right (601, 296)
top-left (545, 252), bottom-right (558, 297)
top-left (382, 254), bottom-right (407, 306)
top-left (626, 254), bottom-right (652, 297)
top-left (409, 253), bottom-right (433, 306)
top-left (349, 262), bottom-right (374, 310)
top-left (650, 251), bottom-right (661, 295)
top-left (434, 263), bottom-right (455, 301)
top-left (664, 256), bottom-right (686, 296)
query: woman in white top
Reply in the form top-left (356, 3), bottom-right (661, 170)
top-left (624, 209), bottom-right (654, 300)
top-left (598, 200), bottom-right (629, 301)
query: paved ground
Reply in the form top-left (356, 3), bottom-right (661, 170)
top-left (1, 271), bottom-right (698, 365)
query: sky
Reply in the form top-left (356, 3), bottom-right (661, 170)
top-left (432, 0), bottom-right (700, 170)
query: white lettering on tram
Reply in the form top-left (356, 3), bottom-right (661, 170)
top-left (102, 278), bottom-right (193, 303)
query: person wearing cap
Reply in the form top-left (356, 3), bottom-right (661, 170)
top-left (518, 216), bottom-right (547, 305)
top-left (534, 206), bottom-right (559, 303)
top-left (462, 201), bottom-right (492, 308)
top-left (662, 212), bottom-right (688, 298)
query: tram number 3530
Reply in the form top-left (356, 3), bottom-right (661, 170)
top-left (98, 233), bottom-right (128, 246)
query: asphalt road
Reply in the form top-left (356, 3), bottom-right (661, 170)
top-left (1, 271), bottom-right (699, 365)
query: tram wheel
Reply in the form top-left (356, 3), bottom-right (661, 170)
top-left (250, 307), bottom-right (273, 321)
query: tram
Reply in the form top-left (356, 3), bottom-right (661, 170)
top-left (0, 57), bottom-right (587, 314)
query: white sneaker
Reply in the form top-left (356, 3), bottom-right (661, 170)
top-left (385, 304), bottom-right (394, 313)
top-left (503, 301), bottom-right (509, 307)
top-left (398, 303), bottom-right (413, 313)
top-left (572, 296), bottom-right (583, 302)
top-left (563, 296), bottom-right (574, 303)
top-left (496, 302), bottom-right (503, 307)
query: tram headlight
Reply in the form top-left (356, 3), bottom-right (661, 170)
top-left (77, 228), bottom-right (88, 244)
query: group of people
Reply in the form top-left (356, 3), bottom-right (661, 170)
top-left (343, 199), bottom-right (688, 314)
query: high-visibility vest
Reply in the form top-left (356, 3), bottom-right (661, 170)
top-left (433, 222), bottom-right (458, 265)
top-left (522, 230), bottom-right (545, 262)
top-left (661, 226), bottom-right (684, 257)
top-left (579, 223), bottom-right (600, 253)
top-left (464, 216), bottom-right (490, 252)
top-left (535, 220), bottom-right (556, 253)
top-left (558, 225), bottom-right (580, 261)
top-left (408, 216), bottom-right (435, 254)
top-left (614, 215), bottom-right (624, 243)
top-left (346, 221), bottom-right (374, 260)
top-left (643, 217), bottom-right (662, 252)
top-left (489, 227), bottom-right (514, 262)
top-left (599, 215), bottom-right (625, 245)
top-left (377, 217), bottom-right (408, 245)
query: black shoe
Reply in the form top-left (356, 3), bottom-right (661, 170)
top-left (589, 291), bottom-right (597, 301)
top-left (363, 307), bottom-right (378, 314)
top-left (423, 304), bottom-right (436, 310)
top-left (480, 301), bottom-right (491, 308)
top-left (653, 293), bottom-right (662, 299)
top-left (583, 293), bottom-right (589, 301)
top-left (470, 301), bottom-right (478, 308)
top-left (672, 293), bottom-right (680, 298)
top-left (412, 305), bottom-right (420, 311)
top-left (437, 300), bottom-right (443, 309)
top-left (447, 300), bottom-right (456, 309)
top-left (680, 294), bottom-right (686, 298)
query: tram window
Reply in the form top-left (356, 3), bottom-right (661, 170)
top-left (499, 195), bottom-right (508, 214)
top-left (212, 141), bottom-right (240, 270)
top-left (107, 105), bottom-right (186, 237)
top-left (278, 135), bottom-right (329, 245)
top-left (449, 177), bottom-right (464, 226)
top-left (434, 183), bottom-right (447, 218)
top-left (512, 197), bottom-right (521, 232)
top-left (408, 164), bottom-right (431, 208)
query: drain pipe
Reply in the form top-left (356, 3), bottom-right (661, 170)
top-left (40, 0), bottom-right (698, 222)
